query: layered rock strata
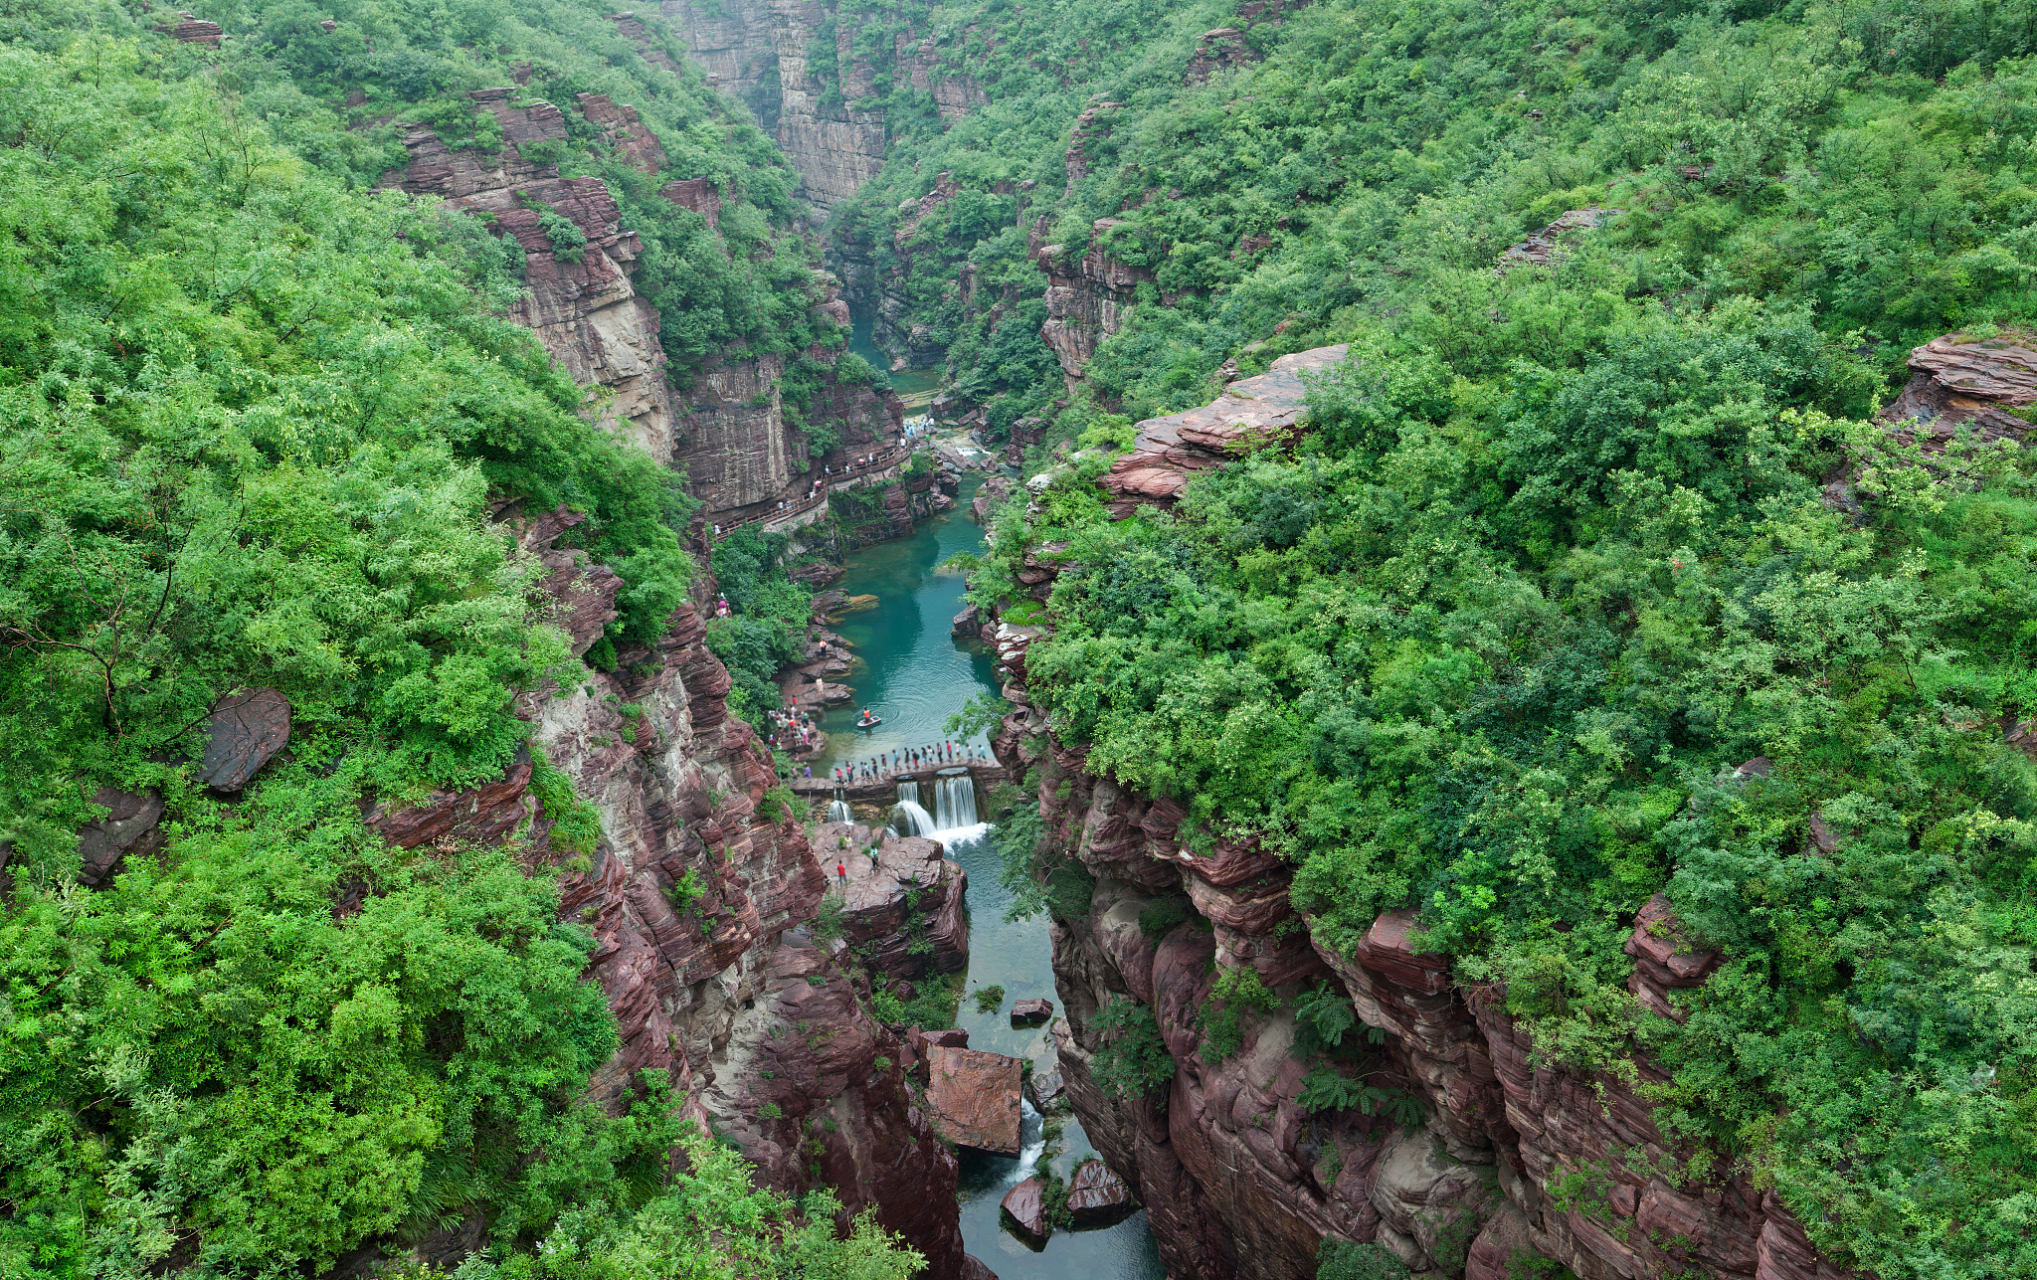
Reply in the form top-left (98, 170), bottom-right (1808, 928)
top-left (1097, 343), bottom-right (1348, 514)
top-left (821, 823), bottom-right (970, 979)
top-left (1033, 215), bottom-right (1154, 396)
top-left (1876, 331), bottom-right (2037, 451)
top-left (346, 513), bottom-right (970, 1276)
top-left (660, 0), bottom-right (783, 123)
top-left (995, 634), bottom-right (1859, 1280)
top-left (661, 0), bottom-right (988, 212)
top-left (379, 90), bottom-right (678, 462)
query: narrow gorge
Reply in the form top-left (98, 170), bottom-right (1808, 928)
top-left (7, 3), bottom-right (2037, 1280)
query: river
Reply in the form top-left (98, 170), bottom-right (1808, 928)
top-left (814, 474), bottom-right (1164, 1280)
top-left (849, 314), bottom-right (943, 410)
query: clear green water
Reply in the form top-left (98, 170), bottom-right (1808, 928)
top-left (849, 313), bottom-right (943, 408)
top-left (821, 479), bottom-right (1165, 1280)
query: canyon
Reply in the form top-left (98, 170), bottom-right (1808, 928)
top-left (377, 40), bottom-right (917, 531)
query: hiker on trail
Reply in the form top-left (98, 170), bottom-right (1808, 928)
top-left (836, 861), bottom-right (847, 889)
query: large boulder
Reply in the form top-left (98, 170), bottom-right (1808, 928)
top-left (76, 787), bottom-right (165, 884)
top-left (1000, 1177), bottom-right (1051, 1248)
top-left (1066, 1158), bottom-right (1136, 1228)
top-left (1369, 1126), bottom-right (1503, 1275)
top-left (835, 833), bottom-right (969, 980)
top-left (923, 1045), bottom-right (1023, 1154)
top-left (199, 688), bottom-right (291, 792)
top-left (1010, 997), bottom-right (1054, 1027)
top-left (1097, 345), bottom-right (1348, 515)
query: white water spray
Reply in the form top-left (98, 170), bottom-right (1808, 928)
top-left (932, 775), bottom-right (978, 830)
top-left (825, 793), bottom-right (852, 823)
top-left (1008, 1098), bottom-right (1045, 1185)
top-left (890, 781), bottom-right (936, 837)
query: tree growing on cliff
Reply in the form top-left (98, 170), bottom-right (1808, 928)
top-left (1088, 995), bottom-right (1175, 1100)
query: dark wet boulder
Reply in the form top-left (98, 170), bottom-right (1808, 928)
top-left (1010, 997), bottom-right (1054, 1027)
top-left (1066, 1159), bottom-right (1136, 1228)
top-left (76, 787), bottom-right (165, 884)
top-left (199, 688), bottom-right (291, 792)
top-left (1000, 1177), bottom-right (1050, 1248)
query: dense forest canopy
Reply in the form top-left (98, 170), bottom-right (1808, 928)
top-left (911, 1), bottom-right (2037, 1276)
top-left (10, 0), bottom-right (2037, 1274)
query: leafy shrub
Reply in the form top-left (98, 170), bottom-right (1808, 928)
top-left (1318, 1239), bottom-right (1412, 1280)
top-left (760, 785), bottom-right (798, 824)
top-left (1198, 967), bottom-right (1280, 1061)
top-left (974, 984), bottom-right (1006, 1014)
top-left (1295, 1066), bottom-right (1428, 1130)
top-left (536, 206), bottom-right (589, 264)
top-left (1138, 897), bottom-right (1200, 940)
top-left (1090, 995), bottom-right (1176, 1099)
top-left (664, 869), bottom-right (705, 913)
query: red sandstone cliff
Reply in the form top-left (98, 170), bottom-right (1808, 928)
top-left (380, 89), bottom-right (679, 463)
top-left (361, 513), bottom-right (972, 1276)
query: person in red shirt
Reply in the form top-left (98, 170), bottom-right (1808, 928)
top-left (836, 861), bottom-right (847, 889)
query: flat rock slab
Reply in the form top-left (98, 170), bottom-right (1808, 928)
top-left (924, 1045), bottom-right (1023, 1154)
top-left (1009, 997), bottom-right (1054, 1027)
top-left (1000, 1176), bottom-right (1050, 1248)
top-left (1067, 1159), bottom-right (1136, 1228)
top-left (199, 688), bottom-right (290, 792)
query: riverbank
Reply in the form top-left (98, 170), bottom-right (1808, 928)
top-left (799, 474), bottom-right (1164, 1279)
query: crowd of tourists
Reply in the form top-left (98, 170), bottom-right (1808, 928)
top-left (832, 740), bottom-right (986, 784)
top-left (766, 706), bottom-right (818, 755)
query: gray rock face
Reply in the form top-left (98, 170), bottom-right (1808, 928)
top-left (1033, 216), bottom-right (1152, 395)
top-left (76, 787), bottom-right (165, 884)
top-left (661, 0), bottom-right (985, 212)
top-left (378, 92), bottom-right (677, 463)
top-left (671, 348), bottom-right (793, 512)
top-left (660, 0), bottom-right (784, 125)
top-left (200, 688), bottom-right (291, 792)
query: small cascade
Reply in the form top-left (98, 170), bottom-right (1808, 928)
top-left (1008, 1098), bottom-right (1044, 1186)
top-left (932, 775), bottom-right (978, 830)
top-left (891, 781), bottom-right (936, 837)
top-left (825, 792), bottom-right (852, 823)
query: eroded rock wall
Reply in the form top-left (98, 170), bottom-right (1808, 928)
top-left (992, 662), bottom-right (1855, 1280)
top-left (370, 515), bottom-right (969, 1276)
top-left (380, 90), bottom-right (678, 462)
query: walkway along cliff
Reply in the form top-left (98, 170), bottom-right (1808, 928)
top-left (974, 346), bottom-right (1899, 1280)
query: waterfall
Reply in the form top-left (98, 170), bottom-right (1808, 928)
top-left (891, 781), bottom-right (935, 837)
top-left (932, 775), bottom-right (978, 830)
top-left (825, 793), bottom-right (852, 823)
